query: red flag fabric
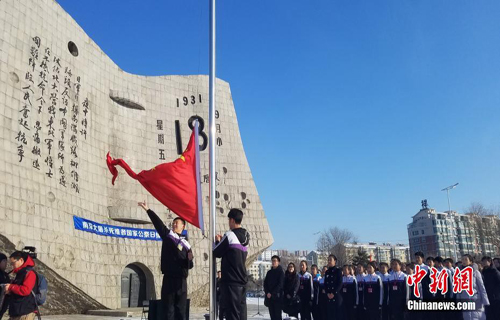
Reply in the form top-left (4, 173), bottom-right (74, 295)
top-left (106, 130), bottom-right (202, 229)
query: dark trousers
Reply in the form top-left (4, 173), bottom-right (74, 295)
top-left (300, 299), bottom-right (311, 320)
top-left (268, 302), bottom-right (282, 320)
top-left (220, 284), bottom-right (246, 320)
top-left (284, 299), bottom-right (299, 319)
top-left (381, 305), bottom-right (389, 320)
top-left (325, 297), bottom-right (342, 320)
top-left (0, 307), bottom-right (7, 320)
top-left (0, 291), bottom-right (8, 319)
top-left (356, 306), bottom-right (366, 320)
top-left (311, 303), bottom-right (322, 320)
top-left (161, 276), bottom-right (187, 320)
top-left (217, 298), bottom-right (225, 320)
top-left (404, 311), bottom-right (421, 320)
top-left (388, 305), bottom-right (405, 320)
top-left (365, 307), bottom-right (381, 320)
top-left (486, 300), bottom-right (500, 320)
top-left (343, 305), bottom-right (356, 320)
top-left (318, 296), bottom-right (327, 320)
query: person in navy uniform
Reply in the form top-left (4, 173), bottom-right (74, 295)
top-left (379, 262), bottom-right (390, 320)
top-left (310, 264), bottom-right (322, 320)
top-left (214, 209), bottom-right (250, 320)
top-left (298, 260), bottom-right (313, 320)
top-left (405, 263), bottom-right (422, 320)
top-left (324, 254), bottom-right (343, 319)
top-left (443, 258), bottom-right (459, 320)
top-left (355, 264), bottom-right (367, 320)
top-left (420, 255), bottom-right (435, 320)
top-left (341, 264), bottom-right (358, 320)
top-left (139, 201), bottom-right (193, 320)
top-left (432, 256), bottom-right (447, 316)
top-left (362, 262), bottom-right (383, 320)
top-left (387, 259), bottom-right (406, 320)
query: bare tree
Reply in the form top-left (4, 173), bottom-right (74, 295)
top-left (316, 227), bottom-right (357, 266)
top-left (489, 205), bottom-right (500, 217)
top-left (465, 202), bottom-right (490, 216)
top-left (464, 202), bottom-right (500, 256)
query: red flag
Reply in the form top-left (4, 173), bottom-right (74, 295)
top-left (106, 129), bottom-right (204, 230)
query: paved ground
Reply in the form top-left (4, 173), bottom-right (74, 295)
top-left (42, 299), bottom-right (273, 320)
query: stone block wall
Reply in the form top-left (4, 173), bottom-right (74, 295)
top-left (0, 0), bottom-right (273, 309)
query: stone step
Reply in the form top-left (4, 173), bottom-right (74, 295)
top-left (86, 308), bottom-right (143, 317)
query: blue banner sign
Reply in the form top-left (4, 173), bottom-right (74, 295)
top-left (73, 215), bottom-right (161, 241)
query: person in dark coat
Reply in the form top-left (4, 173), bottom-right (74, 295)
top-left (341, 264), bottom-right (358, 320)
top-left (387, 259), bottom-right (406, 320)
top-left (214, 209), bottom-right (250, 320)
top-left (0, 253), bottom-right (8, 284)
top-left (283, 263), bottom-right (300, 318)
top-left (324, 254), bottom-right (343, 320)
top-left (493, 258), bottom-right (500, 271)
top-left (379, 262), bottom-right (390, 320)
top-left (264, 255), bottom-right (285, 320)
top-left (0, 253), bottom-right (10, 319)
top-left (405, 263), bottom-right (422, 320)
top-left (298, 260), bottom-right (313, 320)
top-left (362, 262), bottom-right (383, 320)
top-left (481, 256), bottom-right (500, 320)
top-left (139, 201), bottom-right (194, 320)
top-left (355, 264), bottom-right (367, 320)
top-left (310, 265), bottom-right (322, 320)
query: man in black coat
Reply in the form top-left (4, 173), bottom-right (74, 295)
top-left (481, 256), bottom-right (500, 320)
top-left (324, 254), bottom-right (343, 320)
top-left (139, 201), bottom-right (194, 320)
top-left (264, 255), bottom-right (285, 320)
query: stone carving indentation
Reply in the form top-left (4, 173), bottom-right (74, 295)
top-left (9, 72), bottom-right (19, 83)
top-left (109, 90), bottom-right (145, 110)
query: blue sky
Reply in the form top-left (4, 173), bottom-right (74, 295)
top-left (57, 0), bottom-right (500, 250)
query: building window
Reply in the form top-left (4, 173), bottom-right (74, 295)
top-left (422, 230), bottom-right (425, 235)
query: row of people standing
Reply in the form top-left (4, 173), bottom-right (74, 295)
top-left (263, 252), bottom-right (500, 320)
top-left (264, 254), bottom-right (343, 320)
top-left (265, 256), bottom-right (405, 320)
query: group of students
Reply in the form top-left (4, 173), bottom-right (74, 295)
top-left (263, 252), bottom-right (500, 320)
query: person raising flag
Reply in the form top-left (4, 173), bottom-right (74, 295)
top-left (138, 201), bottom-right (193, 320)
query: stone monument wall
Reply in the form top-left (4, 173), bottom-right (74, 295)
top-left (0, 0), bottom-right (273, 309)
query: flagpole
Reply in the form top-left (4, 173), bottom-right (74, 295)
top-left (208, 0), bottom-right (217, 319)
top-left (194, 120), bottom-right (205, 236)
